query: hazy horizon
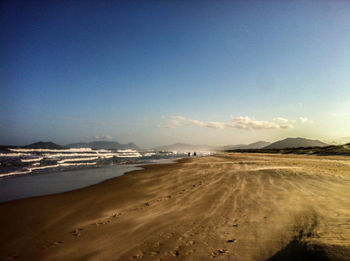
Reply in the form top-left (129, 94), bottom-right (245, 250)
top-left (2, 1), bottom-right (350, 147)
top-left (2, 136), bottom-right (349, 149)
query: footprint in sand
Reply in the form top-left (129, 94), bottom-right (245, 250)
top-left (212, 249), bottom-right (229, 258)
top-left (95, 219), bottom-right (112, 226)
top-left (132, 250), bottom-right (143, 259)
top-left (169, 249), bottom-right (179, 256)
top-left (45, 240), bottom-right (63, 249)
top-left (70, 228), bottom-right (83, 237)
top-left (150, 250), bottom-right (160, 256)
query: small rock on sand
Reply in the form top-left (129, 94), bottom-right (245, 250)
top-left (169, 250), bottom-right (179, 256)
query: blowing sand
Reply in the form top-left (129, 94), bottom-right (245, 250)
top-left (1, 153), bottom-right (350, 261)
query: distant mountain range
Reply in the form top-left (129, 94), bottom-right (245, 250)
top-left (263, 137), bottom-right (328, 149)
top-left (219, 141), bottom-right (271, 151)
top-left (154, 141), bottom-right (271, 152)
top-left (24, 141), bottom-right (63, 149)
top-left (0, 137), bottom-right (334, 152)
top-left (8, 141), bottom-right (139, 150)
top-left (229, 142), bottom-right (350, 156)
top-left (66, 141), bottom-right (140, 150)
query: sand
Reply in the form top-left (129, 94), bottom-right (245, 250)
top-left (1, 153), bottom-right (350, 261)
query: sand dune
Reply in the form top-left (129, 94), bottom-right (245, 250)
top-left (0, 153), bottom-right (350, 260)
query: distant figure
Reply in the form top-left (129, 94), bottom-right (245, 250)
top-left (188, 152), bottom-right (191, 157)
top-left (194, 152), bottom-right (197, 156)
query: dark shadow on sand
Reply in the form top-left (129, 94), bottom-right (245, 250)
top-left (266, 240), bottom-right (350, 261)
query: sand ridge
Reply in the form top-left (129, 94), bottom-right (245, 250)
top-left (0, 153), bottom-right (350, 260)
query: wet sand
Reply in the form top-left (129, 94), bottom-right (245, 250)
top-left (1, 153), bottom-right (350, 260)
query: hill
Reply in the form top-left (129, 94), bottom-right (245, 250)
top-left (263, 137), bottom-right (328, 149)
top-left (0, 145), bottom-right (18, 152)
top-left (219, 141), bottom-right (271, 151)
top-left (66, 141), bottom-right (140, 150)
top-left (24, 141), bottom-right (63, 149)
top-left (228, 143), bottom-right (350, 156)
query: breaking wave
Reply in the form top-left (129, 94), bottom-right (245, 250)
top-left (1, 148), bottom-right (209, 178)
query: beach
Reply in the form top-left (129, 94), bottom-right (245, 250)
top-left (1, 153), bottom-right (350, 260)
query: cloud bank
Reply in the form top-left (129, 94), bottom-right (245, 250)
top-left (160, 116), bottom-right (294, 130)
top-left (299, 117), bottom-right (313, 123)
top-left (93, 135), bottom-right (112, 140)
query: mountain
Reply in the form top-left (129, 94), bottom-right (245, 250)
top-left (0, 145), bottom-right (18, 151)
top-left (220, 141), bottom-right (271, 150)
top-left (66, 141), bottom-right (140, 150)
top-left (226, 143), bottom-right (350, 156)
top-left (154, 143), bottom-right (214, 152)
top-left (244, 141), bottom-right (271, 149)
top-left (156, 141), bottom-right (271, 152)
top-left (263, 137), bottom-right (328, 149)
top-left (24, 141), bottom-right (63, 149)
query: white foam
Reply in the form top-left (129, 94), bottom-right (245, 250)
top-left (9, 148), bottom-right (94, 153)
top-left (96, 149), bottom-right (112, 153)
top-left (143, 152), bottom-right (156, 157)
top-left (6, 148), bottom-right (142, 159)
top-left (28, 164), bottom-right (60, 170)
top-left (0, 153), bottom-right (32, 157)
top-left (58, 157), bottom-right (99, 163)
top-left (117, 149), bottom-right (138, 153)
top-left (21, 157), bottom-right (43, 162)
top-left (0, 162), bottom-right (98, 178)
top-left (0, 170), bottom-right (31, 178)
top-left (42, 152), bottom-right (116, 158)
top-left (59, 162), bottom-right (97, 167)
top-left (115, 152), bottom-right (142, 158)
top-left (42, 153), bottom-right (96, 158)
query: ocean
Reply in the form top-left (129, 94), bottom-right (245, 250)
top-left (0, 148), bottom-right (188, 178)
top-left (0, 148), bottom-right (211, 202)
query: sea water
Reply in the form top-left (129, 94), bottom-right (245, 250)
top-left (0, 158), bottom-right (180, 203)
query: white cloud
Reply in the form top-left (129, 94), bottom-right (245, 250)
top-left (299, 117), bottom-right (314, 123)
top-left (160, 116), bottom-right (293, 130)
top-left (274, 117), bottom-right (289, 123)
top-left (299, 117), bottom-right (313, 123)
top-left (93, 135), bottom-right (112, 140)
top-left (299, 117), bottom-right (308, 123)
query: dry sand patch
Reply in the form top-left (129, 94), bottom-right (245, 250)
top-left (0, 153), bottom-right (350, 260)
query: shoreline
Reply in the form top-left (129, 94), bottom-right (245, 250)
top-left (1, 153), bottom-right (349, 260)
top-left (0, 158), bottom-right (183, 203)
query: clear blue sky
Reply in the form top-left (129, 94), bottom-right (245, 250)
top-left (1, 0), bottom-right (350, 147)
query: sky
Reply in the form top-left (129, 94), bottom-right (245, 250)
top-left (1, 0), bottom-right (350, 148)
